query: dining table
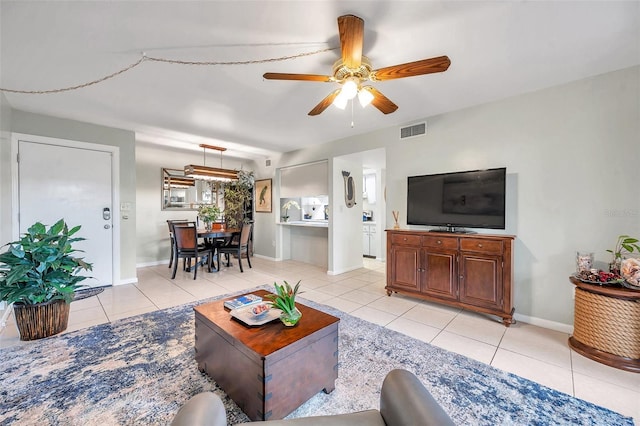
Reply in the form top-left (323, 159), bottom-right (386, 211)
top-left (197, 227), bottom-right (240, 272)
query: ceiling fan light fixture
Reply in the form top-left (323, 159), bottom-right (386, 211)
top-left (332, 92), bottom-right (349, 109)
top-left (358, 86), bottom-right (374, 107)
top-left (341, 77), bottom-right (359, 99)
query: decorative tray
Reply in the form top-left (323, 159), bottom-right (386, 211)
top-left (230, 305), bottom-right (282, 326)
top-left (574, 275), bottom-right (625, 286)
top-left (621, 280), bottom-right (640, 290)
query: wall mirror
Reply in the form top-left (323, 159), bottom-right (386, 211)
top-left (162, 168), bottom-right (223, 211)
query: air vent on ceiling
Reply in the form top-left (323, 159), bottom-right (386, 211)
top-left (400, 122), bottom-right (426, 139)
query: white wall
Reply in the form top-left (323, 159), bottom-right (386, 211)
top-left (330, 156), bottom-right (364, 274)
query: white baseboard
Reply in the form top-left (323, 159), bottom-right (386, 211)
top-left (513, 312), bottom-right (573, 334)
top-left (327, 264), bottom-right (363, 275)
top-left (253, 254), bottom-right (278, 261)
top-left (136, 260), bottom-right (169, 268)
top-left (116, 277), bottom-right (139, 286)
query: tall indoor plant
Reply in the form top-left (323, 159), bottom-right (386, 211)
top-left (223, 170), bottom-right (254, 229)
top-left (0, 219), bottom-right (92, 340)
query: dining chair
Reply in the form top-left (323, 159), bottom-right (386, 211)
top-left (167, 219), bottom-right (189, 269)
top-left (171, 222), bottom-right (214, 279)
top-left (217, 222), bottom-right (253, 273)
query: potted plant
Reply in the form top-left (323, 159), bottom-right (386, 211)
top-left (606, 234), bottom-right (640, 274)
top-left (0, 219), bottom-right (92, 340)
top-left (281, 200), bottom-right (300, 222)
top-left (198, 204), bottom-right (221, 230)
top-left (264, 280), bottom-right (303, 326)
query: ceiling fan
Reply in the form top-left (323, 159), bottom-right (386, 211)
top-left (263, 14), bottom-right (451, 116)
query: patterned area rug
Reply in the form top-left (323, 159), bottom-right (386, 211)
top-left (0, 285), bottom-right (633, 425)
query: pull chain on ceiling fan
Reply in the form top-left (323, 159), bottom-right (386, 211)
top-left (263, 14), bottom-right (451, 116)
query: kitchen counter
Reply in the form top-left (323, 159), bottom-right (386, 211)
top-left (280, 221), bottom-right (328, 228)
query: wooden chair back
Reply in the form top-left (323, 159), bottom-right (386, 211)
top-left (172, 222), bottom-right (198, 251)
top-left (239, 223), bottom-right (253, 247)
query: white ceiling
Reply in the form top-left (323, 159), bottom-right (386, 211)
top-left (1, 1), bottom-right (638, 162)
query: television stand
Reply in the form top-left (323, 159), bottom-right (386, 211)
top-left (430, 226), bottom-right (477, 234)
top-left (386, 230), bottom-right (516, 326)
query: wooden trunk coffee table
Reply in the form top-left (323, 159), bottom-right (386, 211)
top-left (194, 290), bottom-right (340, 421)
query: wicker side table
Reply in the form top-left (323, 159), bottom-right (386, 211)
top-left (569, 276), bottom-right (640, 373)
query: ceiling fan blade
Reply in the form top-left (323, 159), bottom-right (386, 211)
top-left (308, 89), bottom-right (342, 116)
top-left (263, 72), bottom-right (333, 82)
top-left (372, 56), bottom-right (451, 81)
top-left (338, 14), bottom-right (364, 69)
top-left (363, 86), bottom-right (398, 114)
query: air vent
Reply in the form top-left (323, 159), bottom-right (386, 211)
top-left (400, 122), bottom-right (426, 139)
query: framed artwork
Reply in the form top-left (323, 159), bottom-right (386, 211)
top-left (255, 178), bottom-right (272, 212)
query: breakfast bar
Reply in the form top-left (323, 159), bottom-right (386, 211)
top-left (279, 221), bottom-right (328, 268)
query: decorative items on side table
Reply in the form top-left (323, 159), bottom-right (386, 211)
top-left (621, 256), bottom-right (640, 287)
top-left (392, 210), bottom-right (400, 229)
top-left (0, 219), bottom-right (93, 340)
top-left (606, 234), bottom-right (639, 276)
top-left (265, 280), bottom-right (303, 326)
top-left (575, 251), bottom-right (594, 274)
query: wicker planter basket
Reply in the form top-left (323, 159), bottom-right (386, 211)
top-left (13, 299), bottom-right (70, 341)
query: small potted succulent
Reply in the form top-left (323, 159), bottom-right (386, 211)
top-left (264, 280), bottom-right (303, 326)
top-left (0, 219), bottom-right (92, 340)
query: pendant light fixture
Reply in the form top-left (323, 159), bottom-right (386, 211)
top-left (163, 176), bottom-right (195, 188)
top-left (184, 144), bottom-right (239, 182)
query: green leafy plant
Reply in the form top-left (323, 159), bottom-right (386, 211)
top-left (264, 280), bottom-right (302, 315)
top-left (0, 219), bottom-right (92, 305)
top-left (223, 169), bottom-right (254, 229)
top-left (197, 204), bottom-right (221, 223)
top-left (607, 235), bottom-right (640, 263)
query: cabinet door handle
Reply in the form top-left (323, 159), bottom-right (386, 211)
top-left (459, 275), bottom-right (464, 280)
top-left (436, 240), bottom-right (442, 244)
top-left (478, 243), bottom-right (483, 248)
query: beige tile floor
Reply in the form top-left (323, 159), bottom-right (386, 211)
top-left (1, 257), bottom-right (638, 423)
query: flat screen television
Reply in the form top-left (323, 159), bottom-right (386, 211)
top-left (407, 167), bottom-right (506, 231)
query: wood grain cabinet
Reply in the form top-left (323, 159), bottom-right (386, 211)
top-left (386, 230), bottom-right (515, 326)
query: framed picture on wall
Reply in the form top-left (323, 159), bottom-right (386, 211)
top-left (255, 179), bottom-right (272, 213)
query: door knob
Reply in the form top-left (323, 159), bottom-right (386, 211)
top-left (104, 224), bottom-right (111, 229)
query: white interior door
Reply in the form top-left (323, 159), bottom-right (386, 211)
top-left (18, 140), bottom-right (114, 287)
